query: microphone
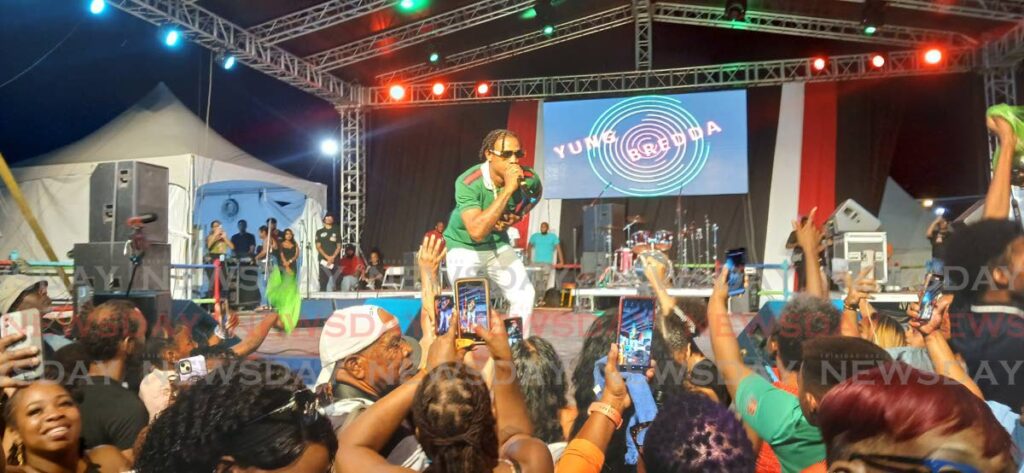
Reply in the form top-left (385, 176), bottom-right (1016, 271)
top-left (126, 213), bottom-right (159, 227)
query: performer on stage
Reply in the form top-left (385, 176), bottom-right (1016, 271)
top-left (443, 129), bottom-right (541, 335)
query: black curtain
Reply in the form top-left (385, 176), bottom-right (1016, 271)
top-left (364, 103), bottom-right (511, 262)
top-left (559, 87), bottom-right (782, 264)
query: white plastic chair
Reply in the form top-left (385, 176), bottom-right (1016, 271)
top-left (382, 266), bottom-right (405, 290)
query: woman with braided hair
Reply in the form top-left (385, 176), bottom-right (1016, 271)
top-left (338, 310), bottom-right (554, 473)
top-left (133, 360), bottom-right (336, 472)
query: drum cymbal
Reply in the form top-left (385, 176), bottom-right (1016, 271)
top-left (627, 215), bottom-right (647, 224)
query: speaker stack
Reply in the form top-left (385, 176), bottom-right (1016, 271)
top-left (74, 162), bottom-right (171, 329)
top-left (581, 204), bottom-right (624, 274)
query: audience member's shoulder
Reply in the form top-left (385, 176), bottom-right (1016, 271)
top-left (86, 445), bottom-right (131, 472)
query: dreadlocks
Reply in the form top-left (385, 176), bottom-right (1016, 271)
top-left (413, 363), bottom-right (500, 473)
top-left (479, 129), bottom-right (520, 162)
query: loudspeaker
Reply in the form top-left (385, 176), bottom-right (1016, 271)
top-left (73, 242), bottom-right (171, 292)
top-left (229, 263), bottom-right (261, 309)
top-left (582, 203), bottom-right (625, 252)
top-left (824, 199), bottom-right (881, 234)
top-left (89, 161), bottom-right (169, 243)
top-left (581, 251), bottom-right (613, 275)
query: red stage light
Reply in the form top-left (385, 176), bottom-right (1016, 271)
top-left (389, 84), bottom-right (406, 100)
top-left (476, 82), bottom-right (490, 95)
top-left (870, 54), bottom-right (885, 68)
top-left (812, 57), bottom-right (827, 71)
top-left (432, 82), bottom-right (446, 96)
top-left (924, 48), bottom-right (943, 64)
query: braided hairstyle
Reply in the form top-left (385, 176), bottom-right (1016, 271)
top-left (134, 360), bottom-right (337, 472)
top-left (644, 391), bottom-right (755, 472)
top-left (511, 336), bottom-right (568, 443)
top-left (412, 362), bottom-right (499, 473)
top-left (479, 129), bottom-right (520, 162)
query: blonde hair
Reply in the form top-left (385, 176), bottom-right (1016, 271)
top-left (872, 314), bottom-right (906, 349)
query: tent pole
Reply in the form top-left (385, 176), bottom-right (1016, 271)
top-left (0, 152), bottom-right (73, 293)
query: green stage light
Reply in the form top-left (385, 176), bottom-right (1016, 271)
top-left (543, 25), bottom-right (554, 36)
top-left (397, 0), bottom-right (428, 13)
top-left (429, 52), bottom-right (440, 63)
top-left (863, 25), bottom-right (877, 35)
top-left (520, 7), bottom-right (537, 19)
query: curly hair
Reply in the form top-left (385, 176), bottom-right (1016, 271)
top-left (79, 300), bottom-right (140, 362)
top-left (413, 363), bottom-right (499, 473)
top-left (773, 293), bottom-right (840, 371)
top-left (644, 391), bottom-right (755, 472)
top-left (134, 360), bottom-right (337, 472)
top-left (511, 336), bottom-right (568, 443)
top-left (479, 129), bottom-right (520, 162)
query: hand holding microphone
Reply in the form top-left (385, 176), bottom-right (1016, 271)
top-left (503, 164), bottom-right (524, 194)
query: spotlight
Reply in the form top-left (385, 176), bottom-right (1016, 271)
top-left (428, 52), bottom-right (440, 64)
top-left (812, 57), bottom-right (827, 71)
top-left (320, 139), bottom-right (339, 157)
top-left (543, 24), bottom-right (555, 36)
top-left (219, 53), bottom-right (236, 70)
top-left (399, 0), bottom-right (414, 9)
top-left (520, 7), bottom-right (538, 20)
top-left (161, 26), bottom-right (181, 48)
top-left (922, 199), bottom-right (934, 208)
top-left (861, 0), bottom-right (884, 35)
top-left (924, 48), bottom-right (943, 64)
top-left (870, 54), bottom-right (885, 68)
top-left (432, 82), bottom-right (446, 96)
top-left (934, 207), bottom-right (947, 216)
top-left (724, 0), bottom-right (747, 21)
top-left (476, 82), bottom-right (490, 95)
top-left (389, 84), bottom-right (406, 101)
top-left (88, 0), bottom-right (106, 15)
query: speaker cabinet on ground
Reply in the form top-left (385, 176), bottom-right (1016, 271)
top-left (89, 161), bottom-right (169, 243)
top-left (582, 204), bottom-right (625, 252)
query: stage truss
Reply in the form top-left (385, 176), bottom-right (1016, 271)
top-left (338, 106), bottom-right (367, 247)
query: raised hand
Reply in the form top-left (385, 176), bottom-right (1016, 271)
top-left (843, 266), bottom-right (878, 307)
top-left (474, 310), bottom-right (512, 363)
top-left (988, 114), bottom-right (1018, 151)
top-left (502, 165), bottom-right (524, 194)
top-left (417, 234), bottom-right (447, 275)
top-left (909, 294), bottom-right (952, 337)
top-left (426, 310), bottom-right (466, 371)
top-left (792, 207), bottom-right (821, 251)
top-left (602, 344), bottom-right (632, 413)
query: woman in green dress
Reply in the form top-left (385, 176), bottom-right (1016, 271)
top-left (266, 228), bottom-right (301, 332)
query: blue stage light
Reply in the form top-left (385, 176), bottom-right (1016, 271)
top-left (163, 28), bottom-right (181, 47)
top-left (222, 55), bottom-right (236, 70)
top-left (89, 0), bottom-right (106, 15)
top-left (320, 139), bottom-right (339, 157)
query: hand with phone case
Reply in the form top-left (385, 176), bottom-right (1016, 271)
top-left (617, 297), bottom-right (656, 371)
top-left (455, 278), bottom-right (490, 344)
top-left (0, 309), bottom-right (44, 384)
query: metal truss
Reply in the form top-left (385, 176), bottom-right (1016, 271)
top-left (307, 0), bottom-right (533, 71)
top-left (653, 3), bottom-right (977, 48)
top-left (886, 0), bottom-right (1024, 21)
top-left (106, 0), bottom-right (359, 104)
top-left (983, 67), bottom-right (1018, 157)
top-left (248, 0), bottom-right (393, 45)
top-left (338, 106), bottom-right (367, 247)
top-left (375, 5), bottom-right (633, 84)
top-left (634, 0), bottom-right (653, 70)
top-left (365, 48), bottom-right (977, 106)
top-left (984, 20), bottom-right (1024, 67)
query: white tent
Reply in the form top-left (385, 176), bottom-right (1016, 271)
top-left (0, 83), bottom-right (327, 300)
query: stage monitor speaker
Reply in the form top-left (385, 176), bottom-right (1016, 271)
top-left (825, 199), bottom-right (881, 234)
top-left (91, 291), bottom-right (172, 338)
top-left (581, 251), bottom-right (613, 275)
top-left (832, 232), bottom-right (888, 284)
top-left (90, 161), bottom-right (169, 243)
top-left (582, 203), bottom-right (624, 252)
top-left (73, 242), bottom-right (171, 292)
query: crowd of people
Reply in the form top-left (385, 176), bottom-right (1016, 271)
top-left (0, 118), bottom-right (1018, 473)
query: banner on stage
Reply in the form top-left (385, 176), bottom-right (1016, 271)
top-left (541, 90), bottom-right (748, 199)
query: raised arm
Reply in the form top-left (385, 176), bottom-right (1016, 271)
top-left (476, 310), bottom-right (533, 444)
top-left (840, 267), bottom-right (875, 338)
top-left (908, 297), bottom-right (985, 399)
top-left (794, 208), bottom-right (826, 298)
top-left (925, 216), bottom-right (942, 238)
top-left (707, 269), bottom-right (754, 400)
top-left (641, 254), bottom-right (677, 319)
top-left (983, 115), bottom-right (1018, 220)
top-left (231, 312), bottom-right (280, 358)
top-left (417, 235), bottom-right (446, 366)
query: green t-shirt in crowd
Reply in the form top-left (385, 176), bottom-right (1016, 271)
top-left (444, 163), bottom-right (511, 251)
top-left (736, 374), bottom-right (826, 473)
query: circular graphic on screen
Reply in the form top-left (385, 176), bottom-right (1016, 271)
top-left (586, 95), bottom-right (711, 197)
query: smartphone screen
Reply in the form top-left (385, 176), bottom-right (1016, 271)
top-left (726, 248), bottom-right (746, 296)
top-left (504, 317), bottom-right (524, 345)
top-left (617, 297), bottom-right (655, 371)
top-left (0, 309), bottom-right (43, 381)
top-left (918, 273), bottom-right (944, 323)
top-left (435, 295), bottom-right (454, 336)
top-left (456, 279), bottom-right (489, 339)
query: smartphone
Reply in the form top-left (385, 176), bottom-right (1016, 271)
top-left (0, 309), bottom-right (44, 381)
top-left (435, 294), bottom-right (454, 336)
top-left (455, 278), bottom-right (490, 342)
top-left (617, 297), bottom-right (656, 371)
top-left (725, 248), bottom-right (746, 296)
top-left (918, 272), bottom-right (944, 323)
top-left (504, 317), bottom-right (524, 345)
top-left (176, 355), bottom-right (208, 384)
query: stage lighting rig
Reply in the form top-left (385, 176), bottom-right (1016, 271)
top-left (88, 0), bottom-right (106, 15)
top-left (724, 0), bottom-right (746, 21)
top-left (861, 0), bottom-right (885, 35)
top-left (320, 139), bottom-right (339, 157)
top-left (218, 52), bottom-right (236, 70)
top-left (159, 25), bottom-right (181, 48)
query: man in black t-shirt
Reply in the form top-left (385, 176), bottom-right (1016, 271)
top-left (316, 214), bottom-right (342, 292)
top-left (231, 219), bottom-right (256, 258)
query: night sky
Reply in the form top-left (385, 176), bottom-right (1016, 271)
top-left (0, 0), bottom-right (338, 196)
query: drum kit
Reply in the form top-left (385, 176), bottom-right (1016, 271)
top-left (594, 215), bottom-right (719, 288)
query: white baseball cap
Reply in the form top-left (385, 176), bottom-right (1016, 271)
top-left (0, 275), bottom-right (44, 314)
top-left (315, 305), bottom-right (398, 388)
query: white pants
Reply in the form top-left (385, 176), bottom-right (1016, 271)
top-left (446, 245), bottom-right (535, 337)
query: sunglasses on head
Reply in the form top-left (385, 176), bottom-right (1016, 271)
top-left (489, 149), bottom-right (525, 159)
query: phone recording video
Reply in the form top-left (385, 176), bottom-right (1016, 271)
top-left (617, 297), bottom-right (655, 371)
top-left (435, 295), bottom-right (454, 336)
top-left (504, 317), bottom-right (524, 345)
top-left (725, 248), bottom-right (747, 296)
top-left (918, 272), bottom-right (944, 323)
top-left (455, 278), bottom-right (490, 341)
